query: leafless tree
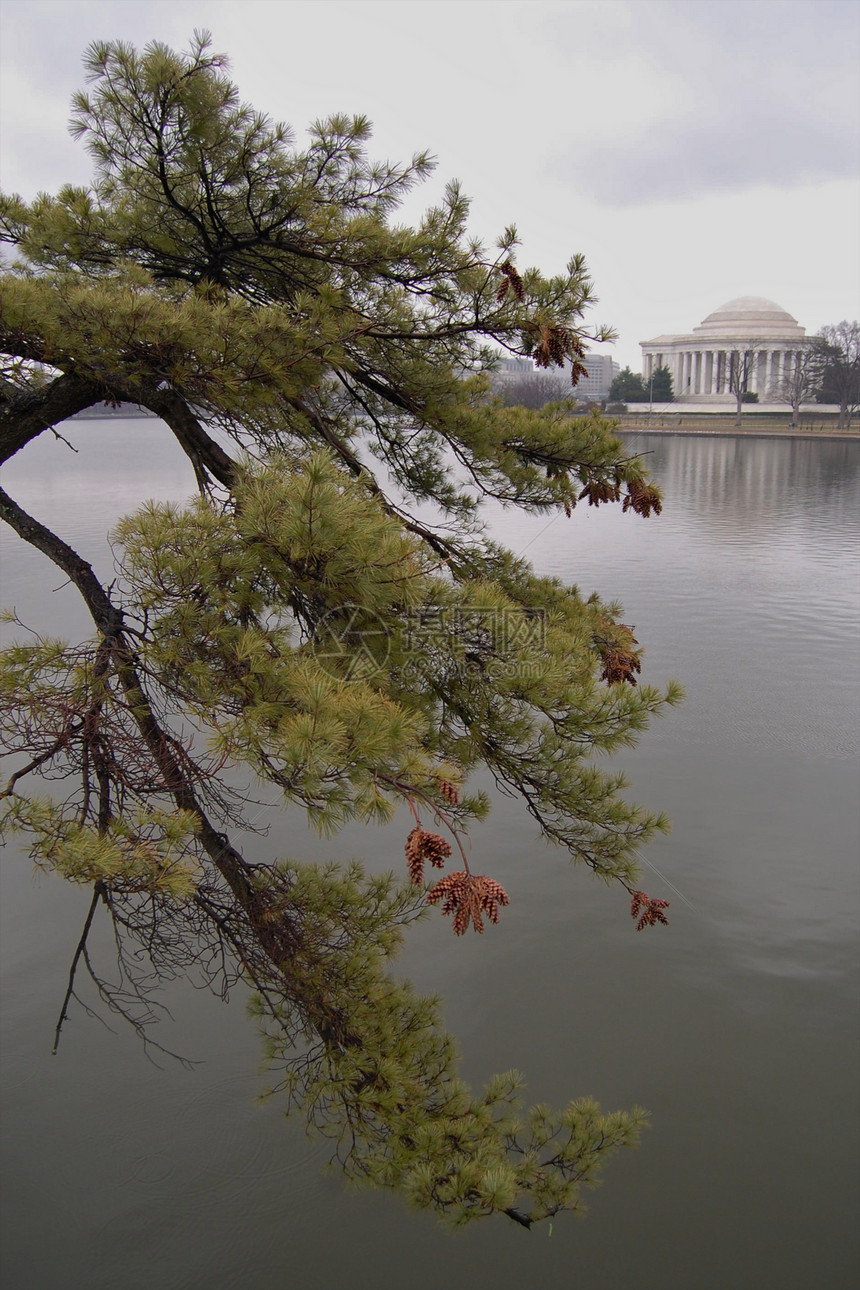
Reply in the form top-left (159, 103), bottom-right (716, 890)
top-left (497, 373), bottom-right (570, 409)
top-left (768, 347), bottom-right (821, 427)
top-left (727, 346), bottom-right (764, 427)
top-left (815, 322), bottom-right (860, 429)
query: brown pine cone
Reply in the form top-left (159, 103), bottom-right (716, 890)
top-left (405, 827), bottom-right (453, 884)
top-left (426, 871), bottom-right (510, 934)
top-left (438, 779), bottom-right (460, 806)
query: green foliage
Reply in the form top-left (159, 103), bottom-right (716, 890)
top-left (2, 794), bottom-right (202, 897)
top-left (649, 364), bottom-right (674, 402)
top-left (108, 450), bottom-right (676, 864)
top-left (254, 858), bottom-right (648, 1227)
top-left (0, 33), bottom-right (682, 1229)
top-left (608, 367), bottom-right (647, 403)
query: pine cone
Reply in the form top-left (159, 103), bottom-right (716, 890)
top-left (599, 647), bottom-right (641, 686)
top-left (405, 826), bottom-right (453, 884)
top-left (579, 478), bottom-right (622, 507)
top-left (596, 621), bottom-right (641, 686)
top-left (499, 260), bottom-right (525, 302)
top-left (532, 323), bottom-right (572, 369)
top-left (405, 826), bottom-right (425, 884)
top-left (438, 779), bottom-right (460, 806)
top-left (569, 358), bottom-right (588, 387)
top-left (622, 478), bottom-right (663, 517)
top-left (629, 889), bottom-right (670, 930)
top-left (426, 871), bottom-right (510, 934)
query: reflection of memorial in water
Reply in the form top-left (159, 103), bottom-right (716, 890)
top-left (621, 432), bottom-right (860, 530)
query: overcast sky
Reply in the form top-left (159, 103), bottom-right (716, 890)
top-left (1, 0), bottom-right (857, 371)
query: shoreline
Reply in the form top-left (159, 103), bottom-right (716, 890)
top-left (67, 405), bottom-right (859, 442)
top-left (614, 421), bottom-right (857, 441)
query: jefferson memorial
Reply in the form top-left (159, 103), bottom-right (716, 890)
top-left (640, 297), bottom-right (808, 404)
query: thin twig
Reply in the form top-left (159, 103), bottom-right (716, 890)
top-left (52, 881), bottom-right (105, 1054)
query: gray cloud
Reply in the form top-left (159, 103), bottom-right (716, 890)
top-left (572, 98), bottom-right (856, 205)
top-left (546, 0), bottom-right (860, 204)
top-left (2, 0), bottom-right (857, 217)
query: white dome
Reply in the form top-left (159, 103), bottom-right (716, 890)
top-left (693, 297), bottom-right (805, 340)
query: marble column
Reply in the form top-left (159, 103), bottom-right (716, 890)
top-left (756, 349), bottom-right (767, 396)
top-left (704, 350), bottom-right (714, 394)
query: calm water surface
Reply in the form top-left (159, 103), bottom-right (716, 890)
top-left (1, 423), bottom-right (858, 1289)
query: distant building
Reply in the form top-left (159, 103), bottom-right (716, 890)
top-left (574, 354), bottom-right (620, 401)
top-left (495, 357), bottom-right (538, 383)
top-left (494, 353), bottom-right (619, 401)
top-left (640, 297), bottom-right (809, 403)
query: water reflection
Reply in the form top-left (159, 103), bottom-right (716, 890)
top-left (1, 423), bottom-right (859, 1287)
top-left (620, 432), bottom-right (860, 531)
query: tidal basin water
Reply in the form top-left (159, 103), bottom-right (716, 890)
top-left (1, 422), bottom-right (858, 1289)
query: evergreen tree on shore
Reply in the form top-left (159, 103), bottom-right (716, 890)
top-left (608, 366), bottom-right (648, 403)
top-left (649, 364), bottom-right (674, 402)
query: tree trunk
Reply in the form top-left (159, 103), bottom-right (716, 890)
top-left (0, 372), bottom-right (100, 465)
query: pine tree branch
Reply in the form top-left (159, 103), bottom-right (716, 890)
top-left (0, 483), bottom-right (256, 908)
top-left (286, 393), bottom-right (462, 562)
top-left (141, 386), bottom-right (239, 490)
